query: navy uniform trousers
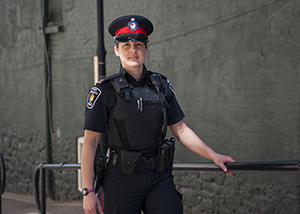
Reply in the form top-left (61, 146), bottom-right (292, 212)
top-left (102, 165), bottom-right (183, 214)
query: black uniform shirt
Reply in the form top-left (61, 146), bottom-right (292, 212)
top-left (84, 65), bottom-right (185, 133)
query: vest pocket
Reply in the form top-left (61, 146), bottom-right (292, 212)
top-left (113, 118), bottom-right (130, 148)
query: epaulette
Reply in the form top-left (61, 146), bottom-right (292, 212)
top-left (149, 71), bottom-right (175, 96)
top-left (161, 73), bottom-right (167, 80)
top-left (96, 73), bottom-right (120, 85)
top-left (148, 70), bottom-right (167, 80)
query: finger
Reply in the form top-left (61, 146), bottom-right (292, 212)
top-left (228, 157), bottom-right (235, 162)
top-left (90, 207), bottom-right (97, 214)
top-left (97, 203), bottom-right (103, 214)
top-left (218, 162), bottom-right (227, 172)
top-left (226, 171), bottom-right (236, 176)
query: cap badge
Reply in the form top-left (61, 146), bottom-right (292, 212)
top-left (128, 18), bottom-right (138, 31)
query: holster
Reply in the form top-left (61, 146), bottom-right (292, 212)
top-left (93, 153), bottom-right (108, 193)
top-left (156, 138), bottom-right (175, 173)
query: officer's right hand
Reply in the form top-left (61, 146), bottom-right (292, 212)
top-left (83, 192), bottom-right (102, 214)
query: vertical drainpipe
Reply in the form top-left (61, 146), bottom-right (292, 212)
top-left (95, 0), bottom-right (108, 153)
top-left (95, 0), bottom-right (106, 83)
top-left (42, 0), bottom-right (54, 199)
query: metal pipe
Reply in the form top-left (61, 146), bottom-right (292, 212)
top-left (41, 163), bottom-right (81, 170)
top-left (36, 160), bottom-right (300, 171)
top-left (41, 0), bottom-right (54, 199)
top-left (33, 160), bottom-right (300, 213)
top-left (0, 154), bottom-right (6, 214)
top-left (95, 0), bottom-right (106, 82)
top-left (0, 154), bottom-right (6, 195)
top-left (34, 164), bottom-right (42, 212)
top-left (95, 0), bottom-right (108, 154)
top-left (41, 167), bottom-right (46, 214)
top-left (225, 160), bottom-right (300, 171)
top-left (173, 162), bottom-right (222, 171)
top-left (172, 160), bottom-right (300, 171)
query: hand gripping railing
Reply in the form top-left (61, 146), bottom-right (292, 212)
top-left (0, 154), bottom-right (6, 214)
top-left (34, 160), bottom-right (300, 214)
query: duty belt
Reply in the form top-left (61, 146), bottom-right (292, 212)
top-left (109, 149), bottom-right (158, 173)
top-left (106, 138), bottom-right (175, 175)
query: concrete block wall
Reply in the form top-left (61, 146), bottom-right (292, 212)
top-left (0, 0), bottom-right (46, 195)
top-left (0, 0), bottom-right (299, 213)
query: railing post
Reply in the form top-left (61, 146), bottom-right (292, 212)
top-left (40, 167), bottom-right (46, 214)
top-left (0, 154), bottom-right (6, 214)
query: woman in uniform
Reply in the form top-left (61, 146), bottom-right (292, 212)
top-left (81, 15), bottom-right (235, 214)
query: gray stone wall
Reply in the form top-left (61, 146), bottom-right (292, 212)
top-left (0, 0), bottom-right (46, 195)
top-left (0, 0), bottom-right (299, 213)
top-left (173, 170), bottom-right (299, 214)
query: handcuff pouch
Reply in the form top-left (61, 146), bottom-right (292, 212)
top-left (120, 149), bottom-right (142, 175)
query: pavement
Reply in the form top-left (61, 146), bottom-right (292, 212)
top-left (1, 192), bottom-right (84, 214)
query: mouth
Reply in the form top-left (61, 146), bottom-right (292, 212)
top-left (129, 56), bottom-right (138, 60)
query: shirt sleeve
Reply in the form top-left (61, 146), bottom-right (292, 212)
top-left (84, 85), bottom-right (108, 133)
top-left (162, 78), bottom-right (185, 125)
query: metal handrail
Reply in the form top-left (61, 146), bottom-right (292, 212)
top-left (34, 163), bottom-right (81, 213)
top-left (0, 154), bottom-right (6, 195)
top-left (174, 160), bottom-right (300, 171)
top-left (0, 154), bottom-right (6, 214)
top-left (34, 160), bottom-right (300, 214)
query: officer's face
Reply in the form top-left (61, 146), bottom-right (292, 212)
top-left (114, 42), bottom-right (148, 71)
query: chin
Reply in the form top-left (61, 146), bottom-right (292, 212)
top-left (128, 62), bottom-right (142, 67)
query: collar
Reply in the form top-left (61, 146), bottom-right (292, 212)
top-left (119, 64), bottom-right (149, 87)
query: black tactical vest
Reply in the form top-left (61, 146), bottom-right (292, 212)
top-left (107, 73), bottom-right (165, 151)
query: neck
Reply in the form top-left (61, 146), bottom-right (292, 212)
top-left (123, 65), bottom-right (144, 81)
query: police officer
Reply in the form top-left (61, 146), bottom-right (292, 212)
top-left (81, 15), bottom-right (235, 214)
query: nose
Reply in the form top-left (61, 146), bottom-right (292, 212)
top-left (130, 46), bottom-right (136, 53)
top-left (130, 42), bottom-right (138, 52)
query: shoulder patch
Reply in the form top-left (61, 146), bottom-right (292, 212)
top-left (86, 86), bottom-right (101, 109)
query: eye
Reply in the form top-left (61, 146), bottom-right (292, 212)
top-left (135, 43), bottom-right (145, 49)
top-left (121, 43), bottom-right (130, 48)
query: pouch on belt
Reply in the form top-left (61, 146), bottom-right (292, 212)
top-left (156, 138), bottom-right (175, 173)
top-left (120, 150), bottom-right (142, 175)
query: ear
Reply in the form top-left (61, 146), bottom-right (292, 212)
top-left (114, 46), bottom-right (119, 57)
top-left (145, 46), bottom-right (148, 56)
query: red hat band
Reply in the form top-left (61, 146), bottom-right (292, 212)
top-left (115, 26), bottom-right (147, 37)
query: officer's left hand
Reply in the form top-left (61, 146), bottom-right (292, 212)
top-left (213, 153), bottom-right (235, 175)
